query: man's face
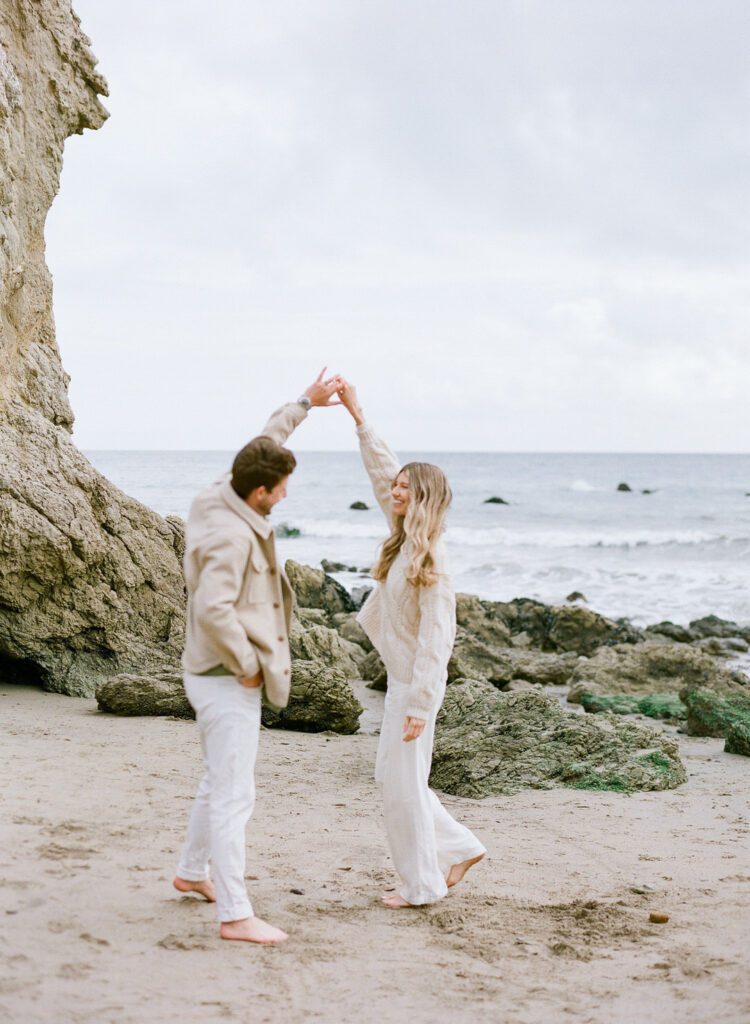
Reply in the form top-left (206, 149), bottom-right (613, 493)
top-left (248, 476), bottom-right (289, 517)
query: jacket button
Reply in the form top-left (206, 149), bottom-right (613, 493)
top-left (269, 567), bottom-right (277, 575)
top-left (277, 636), bottom-right (284, 642)
top-left (273, 602), bottom-right (280, 609)
top-left (283, 668), bottom-right (289, 675)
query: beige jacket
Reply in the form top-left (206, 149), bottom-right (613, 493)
top-left (355, 423), bottom-right (456, 718)
top-left (181, 401), bottom-right (308, 709)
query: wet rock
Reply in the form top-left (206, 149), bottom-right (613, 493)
top-left (501, 679), bottom-right (539, 692)
top-left (360, 649), bottom-right (387, 691)
top-left (0, 11), bottom-right (186, 697)
top-left (579, 693), bottom-right (685, 721)
top-left (688, 615), bottom-right (750, 642)
top-left (484, 496), bottom-right (509, 505)
top-left (96, 670), bottom-right (192, 718)
top-left (349, 501), bottom-right (369, 511)
top-left (321, 559), bottom-right (357, 573)
top-left (289, 618), bottom-right (364, 677)
top-left (331, 611), bottom-right (373, 652)
top-left (645, 622), bottom-right (694, 644)
top-left (285, 560), bottom-right (355, 620)
top-left (566, 591), bottom-right (588, 603)
top-left (351, 584), bottom-right (374, 609)
top-left (695, 636), bottom-right (749, 656)
top-left (641, 489), bottom-right (655, 495)
top-left (616, 482), bottom-right (632, 492)
top-left (431, 681), bottom-right (686, 797)
top-left (261, 661), bottom-right (362, 734)
top-left (649, 912), bottom-right (670, 924)
top-left (568, 643), bottom-right (737, 703)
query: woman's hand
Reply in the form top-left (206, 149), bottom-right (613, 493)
top-left (239, 670), bottom-right (263, 688)
top-left (402, 716), bottom-right (426, 742)
top-left (337, 378), bottom-right (365, 426)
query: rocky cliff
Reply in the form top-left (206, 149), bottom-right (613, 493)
top-left (0, 1), bottom-right (186, 695)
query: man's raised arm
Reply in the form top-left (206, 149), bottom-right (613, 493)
top-left (260, 367), bottom-right (341, 445)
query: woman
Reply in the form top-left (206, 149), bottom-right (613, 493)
top-left (338, 380), bottom-right (486, 908)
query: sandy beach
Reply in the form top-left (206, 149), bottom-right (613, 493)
top-left (1, 682), bottom-right (748, 1024)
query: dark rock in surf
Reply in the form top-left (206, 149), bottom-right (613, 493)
top-left (616, 482), bottom-right (632, 492)
top-left (484, 496), bottom-right (509, 505)
top-left (349, 501), bottom-right (369, 511)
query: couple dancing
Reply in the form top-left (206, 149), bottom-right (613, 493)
top-left (172, 370), bottom-right (486, 944)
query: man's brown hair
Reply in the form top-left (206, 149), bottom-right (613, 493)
top-left (231, 436), bottom-right (297, 499)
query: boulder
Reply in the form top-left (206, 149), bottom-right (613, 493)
top-left (331, 611), bottom-right (372, 652)
top-left (289, 618), bottom-right (364, 676)
top-left (616, 482), bottom-right (632, 492)
top-left (725, 723), bottom-right (750, 757)
top-left (296, 607), bottom-right (329, 628)
top-left (566, 591), bottom-right (588, 603)
top-left (455, 593), bottom-right (512, 648)
top-left (579, 693), bottom-right (686, 721)
top-left (96, 670), bottom-right (192, 718)
top-left (285, 560), bottom-right (355, 620)
top-left (349, 501), bottom-right (369, 511)
top-left (695, 636), bottom-right (749, 656)
top-left (567, 642), bottom-right (737, 703)
top-left (645, 622), bottom-right (694, 644)
top-left (448, 631), bottom-right (577, 687)
top-left (483, 598), bottom-right (643, 655)
top-left (321, 559), bottom-right (357, 573)
top-left (678, 686), bottom-right (750, 740)
top-left (687, 614), bottom-right (747, 640)
top-left (0, 2), bottom-right (188, 697)
top-left (360, 648), bottom-right (387, 691)
top-left (431, 680), bottom-right (686, 797)
top-left (484, 496), bottom-right (508, 505)
top-left (261, 661), bottom-right (362, 734)
top-left (351, 584), bottom-right (374, 609)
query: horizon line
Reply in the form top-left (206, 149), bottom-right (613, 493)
top-left (80, 448), bottom-right (750, 457)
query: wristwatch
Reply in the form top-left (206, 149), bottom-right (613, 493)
top-left (297, 395), bottom-right (312, 411)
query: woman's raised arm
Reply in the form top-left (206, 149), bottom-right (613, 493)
top-left (338, 380), bottom-right (401, 522)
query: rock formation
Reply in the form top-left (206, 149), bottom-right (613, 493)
top-left (431, 680), bottom-right (687, 797)
top-left (0, 2), bottom-right (186, 696)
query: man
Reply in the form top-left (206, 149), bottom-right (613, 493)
top-left (172, 369), bottom-right (340, 944)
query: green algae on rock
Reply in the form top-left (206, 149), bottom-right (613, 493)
top-left (679, 686), bottom-right (750, 741)
top-left (430, 681), bottom-right (686, 797)
top-left (580, 692), bottom-right (686, 721)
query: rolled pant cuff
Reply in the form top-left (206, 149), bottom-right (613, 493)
top-left (218, 902), bottom-right (254, 924)
top-left (175, 866), bottom-right (210, 882)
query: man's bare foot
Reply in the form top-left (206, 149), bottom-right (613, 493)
top-left (447, 853), bottom-right (485, 889)
top-left (173, 876), bottom-right (216, 902)
top-left (382, 894), bottom-right (414, 909)
top-left (220, 916), bottom-right (288, 944)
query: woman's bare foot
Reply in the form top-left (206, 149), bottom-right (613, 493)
top-left (173, 876), bottom-right (216, 902)
top-left (447, 853), bottom-right (485, 889)
top-left (220, 916), bottom-right (288, 944)
top-left (382, 894), bottom-right (414, 909)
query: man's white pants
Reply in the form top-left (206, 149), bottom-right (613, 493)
top-left (376, 679), bottom-right (486, 906)
top-left (176, 673), bottom-right (261, 923)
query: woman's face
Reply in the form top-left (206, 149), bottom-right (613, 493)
top-left (392, 470), bottom-right (410, 516)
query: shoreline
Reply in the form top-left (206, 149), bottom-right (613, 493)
top-left (2, 683), bottom-right (749, 1023)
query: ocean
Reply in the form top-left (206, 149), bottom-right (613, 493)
top-left (84, 449), bottom-right (750, 629)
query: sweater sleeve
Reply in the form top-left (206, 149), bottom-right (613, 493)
top-left (405, 577), bottom-right (457, 719)
top-left (192, 535), bottom-right (261, 679)
top-left (356, 422), bottom-right (402, 522)
top-left (258, 401), bottom-right (309, 446)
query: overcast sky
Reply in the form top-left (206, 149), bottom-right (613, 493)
top-left (46, 1), bottom-right (749, 451)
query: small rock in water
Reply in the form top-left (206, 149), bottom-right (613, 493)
top-left (484, 496), bottom-right (509, 505)
top-left (350, 501), bottom-right (369, 510)
top-left (649, 911), bottom-right (670, 924)
top-left (566, 591), bottom-right (588, 603)
top-left (641, 489), bottom-right (655, 495)
top-left (616, 482), bottom-right (632, 492)
top-left (321, 559), bottom-right (357, 573)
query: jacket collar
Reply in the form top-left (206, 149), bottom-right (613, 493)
top-left (218, 479), bottom-right (273, 539)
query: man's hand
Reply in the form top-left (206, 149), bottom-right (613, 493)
top-left (402, 716), bottom-right (426, 742)
top-left (239, 670), bottom-right (263, 688)
top-left (303, 367), bottom-right (342, 407)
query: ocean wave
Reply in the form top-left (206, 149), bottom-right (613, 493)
top-left (445, 525), bottom-right (750, 552)
top-left (570, 479), bottom-right (598, 492)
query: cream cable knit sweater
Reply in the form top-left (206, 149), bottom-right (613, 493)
top-left (355, 423), bottom-right (456, 719)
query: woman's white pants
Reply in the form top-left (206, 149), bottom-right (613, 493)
top-left (376, 679), bottom-right (486, 905)
top-left (176, 673), bottom-right (261, 923)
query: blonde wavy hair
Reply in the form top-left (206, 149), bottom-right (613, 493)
top-left (372, 462), bottom-right (452, 588)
